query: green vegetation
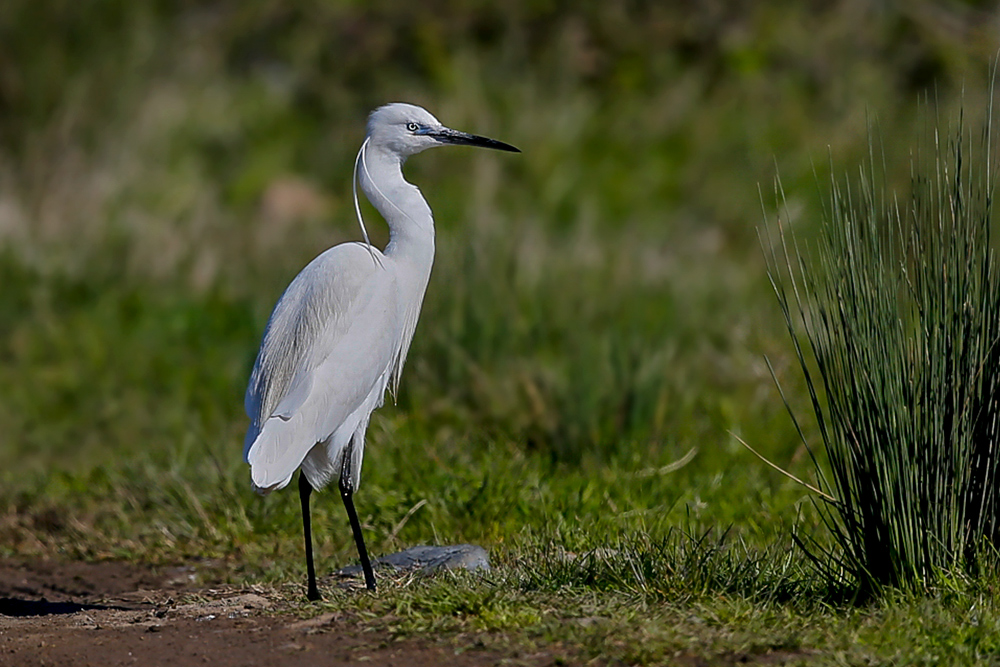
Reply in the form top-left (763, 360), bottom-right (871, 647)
top-left (767, 114), bottom-right (1000, 594)
top-left (2, 1), bottom-right (1000, 663)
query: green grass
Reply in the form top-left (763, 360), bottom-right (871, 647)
top-left (294, 572), bottom-right (1000, 665)
top-left (766, 112), bottom-right (1000, 594)
top-left (2, 1), bottom-right (1000, 664)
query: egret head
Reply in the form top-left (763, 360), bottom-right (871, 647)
top-left (366, 103), bottom-right (520, 158)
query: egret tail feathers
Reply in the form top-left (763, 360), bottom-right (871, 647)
top-left (246, 415), bottom-right (315, 494)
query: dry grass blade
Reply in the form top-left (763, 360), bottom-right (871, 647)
top-left (728, 432), bottom-right (836, 502)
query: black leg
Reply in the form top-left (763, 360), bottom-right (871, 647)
top-left (340, 482), bottom-right (376, 591)
top-left (298, 472), bottom-right (321, 601)
top-left (339, 476), bottom-right (376, 591)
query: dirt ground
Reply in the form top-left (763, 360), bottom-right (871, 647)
top-left (0, 559), bottom-right (558, 667)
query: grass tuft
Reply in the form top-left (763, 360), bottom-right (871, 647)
top-left (766, 106), bottom-right (1000, 593)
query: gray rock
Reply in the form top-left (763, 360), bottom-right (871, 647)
top-left (337, 544), bottom-right (489, 578)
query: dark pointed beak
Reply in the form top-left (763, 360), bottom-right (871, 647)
top-left (425, 127), bottom-right (520, 153)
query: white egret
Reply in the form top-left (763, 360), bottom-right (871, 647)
top-left (243, 103), bottom-right (519, 600)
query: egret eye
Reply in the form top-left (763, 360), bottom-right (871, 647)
top-left (406, 122), bottom-right (419, 132)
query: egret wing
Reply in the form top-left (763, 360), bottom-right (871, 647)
top-left (244, 243), bottom-right (397, 483)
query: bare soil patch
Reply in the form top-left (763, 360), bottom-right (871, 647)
top-left (0, 559), bottom-right (556, 666)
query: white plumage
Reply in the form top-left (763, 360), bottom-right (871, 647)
top-left (242, 103), bottom-right (518, 598)
top-left (245, 241), bottom-right (403, 492)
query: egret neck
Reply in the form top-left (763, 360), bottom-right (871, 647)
top-left (356, 139), bottom-right (436, 394)
top-left (358, 142), bottom-right (435, 272)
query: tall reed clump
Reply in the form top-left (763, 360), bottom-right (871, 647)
top-left (765, 110), bottom-right (1000, 594)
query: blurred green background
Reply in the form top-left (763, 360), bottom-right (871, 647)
top-left (0, 0), bottom-right (997, 579)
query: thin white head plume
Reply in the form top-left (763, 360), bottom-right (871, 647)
top-left (352, 138), bottom-right (382, 266)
